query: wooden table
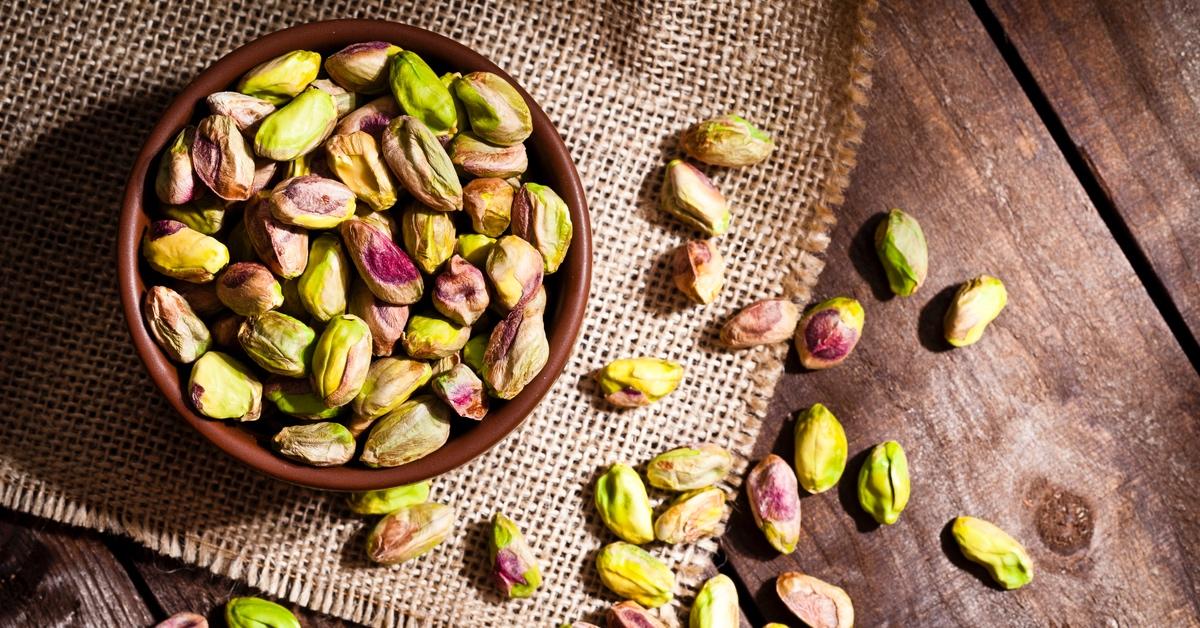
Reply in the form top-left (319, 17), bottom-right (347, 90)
top-left (4, 0), bottom-right (1199, 625)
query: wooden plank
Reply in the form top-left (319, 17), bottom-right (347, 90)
top-left (0, 509), bottom-right (154, 627)
top-left (984, 0), bottom-right (1200, 344)
top-left (722, 0), bottom-right (1200, 625)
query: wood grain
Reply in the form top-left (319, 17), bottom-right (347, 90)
top-left (722, 0), bottom-right (1200, 625)
top-left (984, 0), bottom-right (1200, 344)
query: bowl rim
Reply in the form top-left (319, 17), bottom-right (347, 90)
top-left (117, 19), bottom-right (591, 491)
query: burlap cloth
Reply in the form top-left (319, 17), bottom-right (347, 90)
top-left (0, 1), bottom-right (874, 625)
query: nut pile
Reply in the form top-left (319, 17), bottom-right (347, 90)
top-left (141, 44), bottom-right (573, 468)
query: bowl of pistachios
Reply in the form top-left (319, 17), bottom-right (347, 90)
top-left (117, 20), bottom-right (591, 490)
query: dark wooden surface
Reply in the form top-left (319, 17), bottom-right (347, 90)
top-left (6, 0), bottom-right (1200, 626)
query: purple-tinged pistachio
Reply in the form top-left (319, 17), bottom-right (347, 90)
top-left (238, 311), bottom-right (316, 377)
top-left (325, 42), bottom-right (401, 94)
top-left (348, 279), bottom-right (408, 356)
top-left (243, 192), bottom-right (307, 279)
top-left (595, 357), bottom-right (683, 408)
top-left (875, 209), bottom-right (928, 297)
top-left (366, 502), bottom-right (455, 564)
top-left (310, 314), bottom-right (372, 407)
top-left (346, 481), bottom-right (431, 515)
top-left (264, 377), bottom-right (341, 421)
top-left (171, 280), bottom-right (224, 317)
top-left (216, 262), bottom-right (284, 317)
top-left (511, 183), bottom-right (572, 274)
top-left (400, 203), bottom-right (457, 274)
top-left (453, 71), bottom-right (532, 146)
top-left (361, 395), bottom-right (452, 467)
top-left (681, 114), bottom-right (774, 167)
top-left (272, 421), bottom-right (355, 467)
top-left (142, 220), bottom-right (229, 283)
top-left (340, 218), bottom-right (424, 305)
top-left (944, 275), bottom-right (1007, 347)
top-left (298, 234), bottom-right (350, 322)
top-left (382, 116), bottom-right (463, 211)
top-left (310, 78), bottom-right (357, 118)
top-left (595, 542), bottom-right (675, 608)
top-left (796, 297), bottom-right (864, 369)
top-left (269, 174), bottom-right (356, 229)
top-left (188, 351), bottom-right (262, 421)
top-left (794, 403), bottom-right (847, 495)
top-left (776, 572), bottom-right (854, 628)
top-left (236, 50), bottom-right (321, 104)
top-left (690, 574), bottom-right (739, 628)
top-left (433, 255), bottom-right (489, 325)
top-left (225, 597), bottom-right (298, 628)
top-left (857, 440), bottom-right (910, 525)
top-left (672, 240), bottom-right (725, 304)
top-left (205, 92), bottom-right (275, 134)
top-left (440, 72), bottom-right (470, 136)
top-left (951, 516), bottom-right (1034, 590)
top-left (249, 157), bottom-right (278, 195)
top-left (456, 233), bottom-right (496, 267)
top-left (448, 132), bottom-right (528, 179)
top-left (461, 334), bottom-right (488, 373)
top-left (403, 312), bottom-right (470, 360)
top-left (351, 357), bottom-right (433, 425)
top-left (747, 454), bottom-right (801, 554)
top-left (210, 314), bottom-right (244, 349)
top-left (192, 115), bottom-right (256, 201)
top-left (388, 50), bottom-right (458, 138)
top-left (162, 192), bottom-right (226, 235)
top-left (595, 463), bottom-right (655, 544)
top-left (608, 602), bottom-right (667, 628)
top-left (335, 95), bottom-right (401, 138)
top-left (156, 126), bottom-right (200, 205)
top-left (660, 159), bottom-right (730, 236)
top-left (154, 612), bottom-right (208, 628)
top-left (325, 131), bottom-right (398, 211)
top-left (720, 299), bottom-right (800, 349)
top-left (144, 285), bottom-right (210, 363)
top-left (254, 88), bottom-right (338, 161)
top-left (486, 235), bottom-right (543, 312)
top-left (490, 513), bottom-right (541, 598)
top-left (646, 444), bottom-right (732, 491)
top-left (462, 177), bottom-right (513, 237)
top-left (482, 305), bottom-right (548, 399)
top-left (431, 363), bottom-right (488, 420)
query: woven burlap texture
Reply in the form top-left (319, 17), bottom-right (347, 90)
top-left (0, 1), bottom-right (874, 625)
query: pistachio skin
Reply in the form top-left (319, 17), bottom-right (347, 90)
top-left (720, 299), bottom-right (800, 349)
top-left (271, 421), bottom-right (355, 467)
top-left (205, 92), bottom-right (275, 134)
top-left (401, 203), bottom-right (457, 275)
top-left (462, 177), bottom-right (514, 237)
top-left (511, 182), bottom-right (572, 274)
top-left (793, 403), bottom-right (848, 494)
top-left (243, 191), bottom-right (308, 279)
top-left (325, 42), bottom-right (401, 93)
top-left (346, 481), bottom-right (431, 515)
top-left (595, 542), bottom-right (675, 608)
top-left (340, 218), bottom-right (424, 305)
top-left (297, 234), bottom-right (351, 322)
top-left (672, 240), bottom-right (725, 304)
top-left (660, 159), bottom-right (730, 236)
top-left (796, 297), bottom-right (865, 369)
top-left (485, 235), bottom-right (544, 313)
top-left (433, 255), bottom-right (490, 326)
top-left (489, 513), bottom-right (541, 599)
top-left (325, 131), bottom-right (398, 212)
top-left (347, 279), bottom-right (409, 356)
top-left (360, 395), bottom-right (452, 468)
top-left (681, 114), bottom-right (775, 167)
top-left (645, 444), bottom-right (733, 491)
top-left (188, 351), bottom-right (263, 421)
top-left (776, 572), bottom-right (854, 628)
top-left (365, 502), bottom-right (455, 564)
top-left (143, 285), bottom-right (211, 364)
top-left (431, 362), bottom-right (488, 420)
top-left (269, 174), bottom-right (357, 229)
top-left (944, 275), bottom-right (1007, 347)
top-left (453, 71), bottom-right (533, 146)
top-left (235, 50), bottom-right (321, 104)
top-left (482, 304), bottom-right (549, 399)
top-left (448, 132), bottom-right (528, 179)
top-left (595, 463), bottom-right (655, 545)
top-left (382, 115), bottom-right (463, 212)
top-left (653, 487), bottom-right (726, 545)
top-left (747, 454), bottom-right (801, 554)
top-left (351, 357), bottom-right (433, 424)
top-left (224, 596), bottom-right (300, 628)
top-left (155, 126), bottom-right (200, 205)
top-left (142, 220), bottom-right (229, 283)
top-left (237, 311), bottom-right (316, 377)
top-left (252, 87), bottom-right (338, 161)
top-left (192, 114), bottom-right (257, 201)
top-left (310, 314), bottom-right (373, 408)
top-left (595, 358), bottom-right (684, 408)
top-left (402, 312), bottom-right (470, 360)
top-left (857, 440), bottom-right (911, 525)
top-left (875, 208), bottom-right (928, 296)
top-left (607, 601), bottom-right (667, 628)
top-left (215, 262), bottom-right (284, 317)
top-left (336, 95), bottom-right (402, 138)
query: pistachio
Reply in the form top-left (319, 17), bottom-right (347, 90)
top-left (689, 574), bottom-right (738, 628)
top-left (361, 395), bottom-right (452, 467)
top-left (366, 502), bottom-right (455, 564)
top-left (346, 481), bottom-right (431, 515)
top-left (944, 275), bottom-right (1007, 347)
top-left (401, 203), bottom-right (457, 274)
top-left (681, 114), bottom-right (774, 167)
top-left (192, 115), bottom-right (256, 201)
top-left (243, 192), bottom-right (308, 279)
top-left (359, 209), bottom-right (398, 238)
top-left (216, 262), bottom-right (284, 317)
top-left (461, 334), bottom-right (488, 373)
top-left (236, 50), bottom-right (321, 104)
top-left (951, 516), bottom-right (1035, 590)
top-left (311, 314), bottom-right (373, 407)
top-left (339, 219), bottom-right (424, 307)
top-left (285, 152), bottom-right (313, 179)
top-left (254, 88), bottom-right (338, 161)
top-left (453, 71), bottom-right (532, 146)
top-left (440, 72), bottom-right (470, 136)
top-left (154, 612), bottom-right (208, 628)
top-left (209, 314), bottom-right (244, 349)
top-left (347, 279), bottom-right (409, 357)
top-left (796, 297), bottom-right (864, 370)
top-left (336, 95), bottom-right (402, 138)
top-left (272, 421), bottom-right (355, 467)
top-left (857, 440), bottom-right (910, 525)
top-left (264, 377), bottom-right (340, 421)
top-left (162, 192), bottom-right (226, 235)
top-left (225, 596), bottom-right (300, 628)
top-left (382, 116), bottom-right (463, 211)
top-left (654, 487), bottom-right (725, 544)
top-left (660, 160), bottom-right (730, 236)
top-left (433, 255), bottom-right (489, 325)
top-left (430, 353), bottom-right (461, 376)
top-left (747, 454), bottom-right (801, 554)
top-left (403, 312), bottom-right (470, 359)
top-left (720, 299), bottom-right (800, 349)
top-left (325, 131), bottom-right (398, 212)
top-left (490, 513), bottom-right (541, 598)
top-left (155, 126), bottom-right (200, 205)
top-left (269, 174), bottom-right (356, 229)
top-left (456, 233), bottom-right (497, 267)
top-left (485, 235), bottom-right (543, 312)
top-left (206, 92), bottom-right (276, 135)
top-left (462, 177), bottom-right (513, 237)
top-left (448, 132), bottom-right (528, 179)
top-left (875, 209), bottom-right (928, 296)
top-left (188, 351), bottom-right (262, 421)
top-left (389, 50), bottom-right (458, 138)
top-left (672, 240), bottom-right (725, 304)
top-left (310, 78), bottom-right (357, 118)
top-left (142, 220), bottom-right (229, 283)
top-left (595, 357), bottom-right (684, 408)
top-left (238, 311), bottom-right (316, 377)
top-left (431, 362), bottom-right (488, 420)
top-left (351, 357), bottom-right (433, 424)
top-left (143, 285), bottom-right (211, 363)
top-left (482, 304), bottom-right (548, 399)
top-left (607, 602), bottom-right (667, 628)
top-left (511, 182), bottom-right (572, 274)
top-left (646, 444), bottom-right (733, 491)
top-left (297, 234), bottom-right (351, 322)
top-left (595, 542), bottom-right (675, 608)
top-left (171, 280), bottom-right (224, 318)
top-left (326, 42), bottom-right (401, 93)
top-left (595, 463), bottom-right (655, 544)
top-left (793, 403), bottom-right (848, 495)
top-left (776, 572), bottom-right (854, 628)
top-left (250, 157), bottom-right (279, 195)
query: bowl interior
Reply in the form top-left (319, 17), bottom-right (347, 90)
top-left (118, 20), bottom-right (591, 491)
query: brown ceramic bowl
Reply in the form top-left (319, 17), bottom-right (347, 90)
top-left (117, 20), bottom-right (591, 491)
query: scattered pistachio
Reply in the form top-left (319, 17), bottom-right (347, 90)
top-left (595, 542), bottom-right (675, 608)
top-left (511, 182), bottom-right (572, 274)
top-left (264, 377), bottom-right (341, 421)
top-left (595, 357), bottom-right (684, 408)
top-left (206, 92), bottom-right (275, 134)
top-left (143, 285), bottom-right (211, 364)
top-left (796, 297), bottom-right (864, 369)
top-left (453, 71), bottom-right (532, 146)
top-left (236, 50), bottom-right (321, 104)
top-left (272, 421), bottom-right (355, 467)
top-left (188, 351), bottom-right (262, 421)
top-left (944, 275), bottom-right (1007, 347)
top-left (431, 363), bottom-right (488, 419)
top-left (448, 132), bottom-right (528, 179)
top-left (366, 502), bottom-right (455, 564)
top-left (297, 234), bottom-right (351, 322)
top-left (237, 311), bottom-right (315, 377)
top-left (875, 209), bottom-right (928, 296)
top-left (225, 596), bottom-right (300, 628)
top-left (325, 131), bottom-right (399, 212)
top-left (142, 220), bottom-right (229, 283)
top-left (382, 115), bottom-right (463, 212)
top-left (325, 42), bottom-right (401, 93)
top-left (389, 50), bottom-right (458, 138)
top-left (216, 262), bottom-right (284, 317)
top-left (595, 463), bottom-right (655, 544)
top-left (646, 444), bottom-right (732, 491)
top-left (793, 403), bottom-right (848, 495)
top-left (346, 481), bottom-right (431, 515)
top-left (660, 159), bottom-right (730, 236)
top-left (155, 126), bottom-right (200, 205)
top-left (720, 299), bottom-right (800, 348)
top-left (348, 279), bottom-right (409, 356)
top-left (681, 114), bottom-right (774, 167)
top-left (689, 574), bottom-right (738, 628)
top-left (951, 516), bottom-right (1034, 590)
top-left (858, 440), bottom-right (910, 525)
top-left (243, 191), bottom-right (308, 279)
top-left (351, 357), bottom-right (433, 425)
top-left (486, 235), bottom-right (544, 312)
top-left (341, 217), bottom-right (425, 304)
top-left (462, 177), bottom-right (514, 237)
top-left (654, 486), bottom-right (725, 544)
top-left (482, 304), bottom-right (548, 399)
top-left (269, 174), bottom-right (357, 229)
top-left (607, 601), bottom-right (667, 628)
top-left (672, 240), bottom-right (725, 304)
top-left (403, 312), bottom-right (470, 360)
top-left (433, 255), bottom-right (490, 325)
top-left (310, 314), bottom-right (373, 407)
top-left (490, 513), bottom-right (541, 598)
top-left (776, 572), bottom-right (854, 628)
top-left (747, 454), bottom-right (801, 554)
top-left (192, 114), bottom-right (256, 201)
top-left (361, 395), bottom-right (452, 467)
